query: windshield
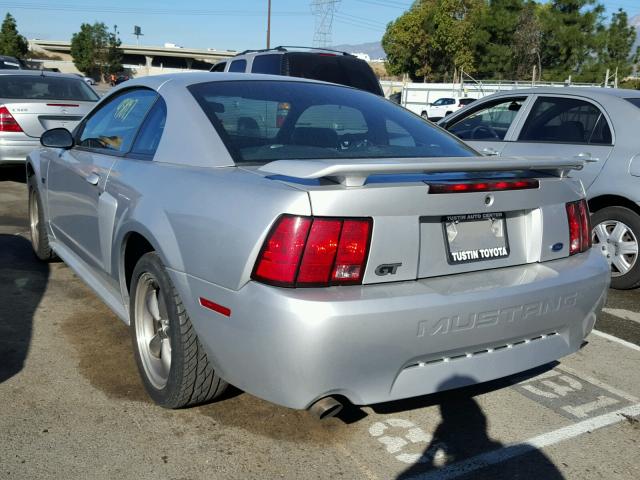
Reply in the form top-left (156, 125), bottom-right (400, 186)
top-left (0, 75), bottom-right (99, 101)
top-left (189, 80), bottom-right (476, 164)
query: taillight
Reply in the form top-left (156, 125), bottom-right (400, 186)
top-left (0, 105), bottom-right (22, 132)
top-left (252, 215), bottom-right (372, 287)
top-left (427, 179), bottom-right (539, 194)
top-left (566, 199), bottom-right (591, 255)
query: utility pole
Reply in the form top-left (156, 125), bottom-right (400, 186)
top-left (267, 0), bottom-right (271, 49)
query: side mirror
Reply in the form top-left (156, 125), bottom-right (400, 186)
top-left (41, 128), bottom-right (74, 149)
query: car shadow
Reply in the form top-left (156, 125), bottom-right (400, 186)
top-left (0, 234), bottom-right (49, 384)
top-left (0, 165), bottom-right (26, 184)
top-left (386, 374), bottom-right (565, 480)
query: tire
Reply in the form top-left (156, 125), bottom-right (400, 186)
top-left (28, 175), bottom-right (56, 261)
top-left (591, 206), bottom-right (640, 290)
top-left (129, 252), bottom-right (227, 408)
top-left (421, 111), bottom-right (428, 119)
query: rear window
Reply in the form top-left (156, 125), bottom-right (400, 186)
top-left (625, 98), bottom-right (640, 109)
top-left (0, 75), bottom-right (98, 101)
top-left (284, 53), bottom-right (383, 96)
top-left (188, 80), bottom-right (475, 164)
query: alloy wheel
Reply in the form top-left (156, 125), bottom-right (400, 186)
top-left (593, 220), bottom-right (639, 277)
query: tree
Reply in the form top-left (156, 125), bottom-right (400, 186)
top-left (70, 22), bottom-right (123, 79)
top-left (539, 0), bottom-right (605, 81)
top-left (475, 0), bottom-right (525, 79)
top-left (512, 2), bottom-right (543, 80)
top-left (0, 13), bottom-right (28, 58)
top-left (382, 0), bottom-right (484, 82)
top-left (598, 9), bottom-right (637, 80)
top-left (382, 1), bottom-right (436, 82)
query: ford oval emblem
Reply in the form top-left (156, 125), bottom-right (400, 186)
top-left (551, 242), bottom-right (563, 252)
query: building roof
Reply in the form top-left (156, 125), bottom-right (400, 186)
top-left (32, 39), bottom-right (237, 62)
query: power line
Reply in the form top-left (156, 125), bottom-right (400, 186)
top-left (336, 12), bottom-right (387, 28)
top-left (352, 0), bottom-right (412, 9)
top-left (0, 3), bottom-right (308, 17)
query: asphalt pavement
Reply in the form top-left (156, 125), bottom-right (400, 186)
top-left (1, 165), bottom-right (638, 480)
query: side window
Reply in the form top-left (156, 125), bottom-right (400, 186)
top-left (447, 99), bottom-right (456, 105)
top-left (78, 89), bottom-right (157, 152)
top-left (130, 97), bottom-right (167, 157)
top-left (251, 55), bottom-right (282, 75)
top-left (447, 97), bottom-right (525, 141)
top-left (211, 62), bottom-right (226, 72)
top-left (518, 97), bottom-right (605, 144)
top-left (228, 59), bottom-right (247, 73)
top-left (589, 115), bottom-right (613, 145)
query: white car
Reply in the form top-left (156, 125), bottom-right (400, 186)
top-left (421, 97), bottom-right (475, 121)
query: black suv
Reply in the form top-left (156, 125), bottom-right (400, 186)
top-left (210, 46), bottom-right (383, 96)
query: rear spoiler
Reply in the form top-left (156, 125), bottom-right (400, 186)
top-left (258, 156), bottom-right (584, 187)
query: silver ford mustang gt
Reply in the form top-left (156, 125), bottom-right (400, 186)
top-left (26, 73), bottom-right (610, 417)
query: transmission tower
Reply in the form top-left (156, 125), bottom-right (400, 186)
top-left (310, 0), bottom-right (341, 48)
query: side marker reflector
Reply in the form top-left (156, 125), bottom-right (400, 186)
top-left (199, 297), bottom-right (231, 317)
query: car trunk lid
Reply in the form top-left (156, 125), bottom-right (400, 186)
top-left (254, 156), bottom-right (585, 284)
top-left (3, 100), bottom-right (94, 137)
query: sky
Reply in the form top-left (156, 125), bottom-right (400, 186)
top-left (4, 0), bottom-right (639, 51)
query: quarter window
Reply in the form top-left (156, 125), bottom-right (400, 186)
top-left (251, 55), bottom-right (282, 75)
top-left (518, 97), bottom-right (611, 145)
top-left (130, 97), bottom-right (167, 157)
top-left (447, 97), bottom-right (526, 141)
top-left (211, 62), bottom-right (226, 72)
top-left (77, 89), bottom-right (157, 152)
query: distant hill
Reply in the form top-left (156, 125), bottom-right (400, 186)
top-left (331, 41), bottom-right (385, 59)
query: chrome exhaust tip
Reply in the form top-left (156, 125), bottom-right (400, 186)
top-left (308, 396), bottom-right (343, 420)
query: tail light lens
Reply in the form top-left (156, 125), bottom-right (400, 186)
top-left (0, 105), bottom-right (23, 132)
top-left (566, 199), bottom-right (591, 255)
top-left (253, 215), bottom-right (372, 287)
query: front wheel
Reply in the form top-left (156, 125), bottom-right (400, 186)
top-left (591, 206), bottom-right (640, 290)
top-left (130, 252), bottom-right (227, 408)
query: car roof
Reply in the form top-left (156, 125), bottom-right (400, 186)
top-left (484, 86), bottom-right (640, 100)
top-left (0, 69), bottom-right (88, 79)
top-left (115, 71), bottom-right (352, 92)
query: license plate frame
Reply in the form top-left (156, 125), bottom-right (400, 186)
top-left (442, 212), bottom-right (510, 265)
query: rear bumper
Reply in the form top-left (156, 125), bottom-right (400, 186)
top-left (170, 248), bottom-right (610, 409)
top-left (0, 136), bottom-right (39, 164)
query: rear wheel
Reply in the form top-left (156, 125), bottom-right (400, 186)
top-left (28, 176), bottom-right (56, 261)
top-left (130, 252), bottom-right (227, 408)
top-left (591, 206), bottom-right (640, 290)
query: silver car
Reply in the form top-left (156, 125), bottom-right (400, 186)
top-left (0, 70), bottom-right (98, 165)
top-left (440, 87), bottom-right (640, 289)
top-left (26, 73), bottom-right (609, 417)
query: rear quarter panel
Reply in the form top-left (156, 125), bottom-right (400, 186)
top-left (106, 160), bottom-right (310, 292)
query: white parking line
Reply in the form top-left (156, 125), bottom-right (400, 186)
top-left (602, 308), bottom-right (640, 325)
top-left (406, 403), bottom-right (640, 480)
top-left (592, 329), bottom-right (640, 352)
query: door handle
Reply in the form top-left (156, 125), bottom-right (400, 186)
top-left (574, 152), bottom-right (599, 162)
top-left (85, 172), bottom-right (100, 186)
top-left (481, 147), bottom-right (499, 156)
